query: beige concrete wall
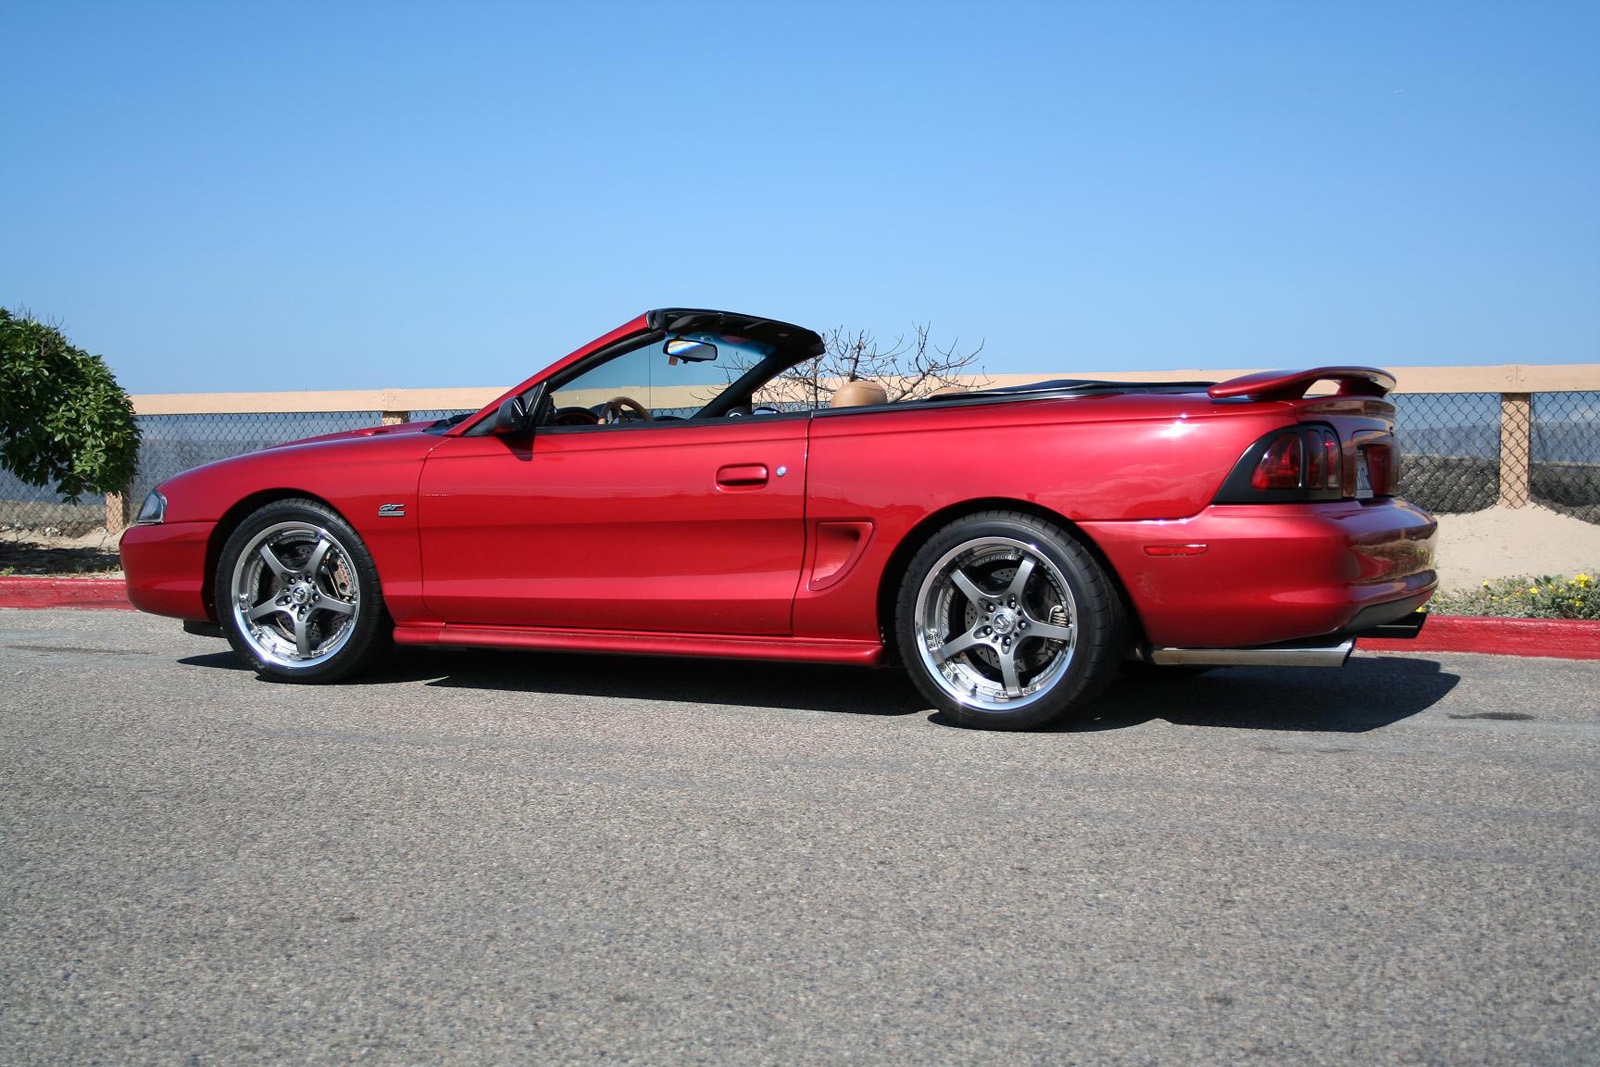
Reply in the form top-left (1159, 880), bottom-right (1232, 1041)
top-left (130, 363), bottom-right (1600, 416)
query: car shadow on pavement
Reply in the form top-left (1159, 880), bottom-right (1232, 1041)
top-left (181, 647), bottom-right (1457, 730)
top-left (418, 650), bottom-right (928, 716)
top-left (181, 646), bottom-right (927, 716)
top-left (1046, 655), bottom-right (1461, 734)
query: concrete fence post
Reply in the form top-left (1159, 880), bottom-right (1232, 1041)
top-left (1498, 392), bottom-right (1532, 508)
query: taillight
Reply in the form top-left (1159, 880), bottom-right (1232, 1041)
top-left (1323, 435), bottom-right (1342, 491)
top-left (1249, 426), bottom-right (1342, 492)
top-left (1251, 434), bottom-right (1303, 490)
top-left (1216, 425), bottom-right (1347, 503)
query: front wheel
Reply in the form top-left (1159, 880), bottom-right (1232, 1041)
top-left (215, 498), bottom-right (392, 682)
top-left (895, 511), bottom-right (1128, 730)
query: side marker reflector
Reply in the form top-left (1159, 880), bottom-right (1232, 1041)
top-left (1145, 543), bottom-right (1209, 557)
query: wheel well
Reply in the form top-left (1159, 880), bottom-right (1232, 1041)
top-left (201, 489), bottom-right (345, 620)
top-left (873, 497), bottom-right (1147, 649)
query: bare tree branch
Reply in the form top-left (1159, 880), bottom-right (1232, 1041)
top-left (754, 322), bottom-right (988, 406)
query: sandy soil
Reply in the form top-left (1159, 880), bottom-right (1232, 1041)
top-left (4, 506), bottom-right (1597, 590)
top-left (1434, 505), bottom-right (1600, 589)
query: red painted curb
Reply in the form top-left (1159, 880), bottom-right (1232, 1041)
top-left (0, 576), bottom-right (132, 611)
top-left (1360, 616), bottom-right (1600, 660)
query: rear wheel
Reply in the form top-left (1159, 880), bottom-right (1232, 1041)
top-left (895, 511), bottom-right (1128, 730)
top-left (216, 498), bottom-right (391, 682)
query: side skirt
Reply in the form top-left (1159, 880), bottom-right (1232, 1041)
top-left (393, 623), bottom-right (885, 666)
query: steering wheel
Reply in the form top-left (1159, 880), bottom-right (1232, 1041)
top-left (598, 395), bottom-right (653, 425)
top-left (554, 405), bottom-right (600, 426)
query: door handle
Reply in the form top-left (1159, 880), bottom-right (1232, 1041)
top-left (716, 464), bottom-right (769, 487)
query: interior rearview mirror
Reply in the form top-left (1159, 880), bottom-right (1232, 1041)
top-left (664, 338), bottom-right (718, 364)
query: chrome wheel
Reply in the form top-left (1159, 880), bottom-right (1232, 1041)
top-left (228, 521), bottom-right (361, 670)
top-left (914, 536), bottom-right (1078, 712)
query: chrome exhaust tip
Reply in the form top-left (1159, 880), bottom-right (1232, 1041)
top-left (1148, 637), bottom-right (1355, 668)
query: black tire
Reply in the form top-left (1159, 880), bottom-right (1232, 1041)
top-left (215, 498), bottom-right (392, 682)
top-left (895, 510), bottom-right (1128, 730)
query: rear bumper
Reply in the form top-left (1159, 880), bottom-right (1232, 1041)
top-left (119, 520), bottom-right (213, 621)
top-left (1081, 498), bottom-right (1437, 649)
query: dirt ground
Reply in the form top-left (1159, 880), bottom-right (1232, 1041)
top-left (3, 505), bottom-right (1597, 589)
top-left (0, 528), bottom-right (122, 576)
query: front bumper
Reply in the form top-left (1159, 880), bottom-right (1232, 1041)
top-left (119, 520), bottom-right (214, 621)
top-left (1081, 498), bottom-right (1437, 649)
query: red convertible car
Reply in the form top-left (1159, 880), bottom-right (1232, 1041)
top-left (121, 308), bottom-right (1437, 729)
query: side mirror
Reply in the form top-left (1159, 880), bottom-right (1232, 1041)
top-left (664, 338), bottom-right (718, 364)
top-left (491, 395), bottom-right (531, 434)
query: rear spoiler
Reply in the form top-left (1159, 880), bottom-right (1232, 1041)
top-left (1208, 366), bottom-right (1395, 402)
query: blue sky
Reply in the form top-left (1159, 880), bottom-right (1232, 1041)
top-left (3, 1), bottom-right (1596, 393)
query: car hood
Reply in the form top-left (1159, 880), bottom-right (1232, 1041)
top-left (266, 419), bottom-right (442, 448)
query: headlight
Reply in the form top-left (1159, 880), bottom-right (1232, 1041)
top-left (135, 490), bottom-right (167, 525)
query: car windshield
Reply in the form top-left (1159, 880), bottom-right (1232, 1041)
top-left (545, 332), bottom-right (779, 422)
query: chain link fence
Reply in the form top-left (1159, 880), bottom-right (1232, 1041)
top-left (1532, 390), bottom-right (1600, 524)
top-left (4, 412), bottom-right (403, 539)
top-left (4, 388), bottom-right (1598, 542)
top-left (128, 412), bottom-right (389, 507)
top-left (1391, 393), bottom-right (1503, 514)
top-left (0, 467), bottom-right (106, 537)
top-left (405, 408), bottom-right (478, 425)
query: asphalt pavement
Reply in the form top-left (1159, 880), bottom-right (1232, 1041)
top-left (2, 608), bottom-right (1596, 1065)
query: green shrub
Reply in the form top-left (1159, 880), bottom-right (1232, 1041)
top-left (1432, 571), bottom-right (1600, 620)
top-left (0, 309), bottom-right (140, 502)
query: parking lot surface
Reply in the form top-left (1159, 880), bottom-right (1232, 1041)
top-left (2, 608), bottom-right (1597, 1065)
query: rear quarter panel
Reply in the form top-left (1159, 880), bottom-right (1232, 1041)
top-left (799, 394), bottom-right (1288, 640)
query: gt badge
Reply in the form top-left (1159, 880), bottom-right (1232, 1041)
top-left (378, 503), bottom-right (406, 518)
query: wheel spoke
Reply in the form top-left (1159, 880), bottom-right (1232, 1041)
top-left (259, 543), bottom-right (294, 582)
top-left (998, 649), bottom-right (1023, 697)
top-left (319, 595), bottom-right (356, 617)
top-left (292, 611), bottom-right (312, 658)
top-left (938, 630), bottom-right (981, 660)
top-left (1025, 620), bottom-right (1074, 642)
top-left (247, 599), bottom-right (285, 622)
top-left (305, 536), bottom-right (333, 580)
top-left (949, 569), bottom-right (988, 607)
top-left (1005, 556), bottom-right (1035, 600)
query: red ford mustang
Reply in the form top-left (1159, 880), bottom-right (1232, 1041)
top-left (121, 308), bottom-right (1437, 729)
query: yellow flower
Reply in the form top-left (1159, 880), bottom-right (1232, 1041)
top-left (1576, 573), bottom-right (1592, 586)
top-left (1529, 586), bottom-right (1539, 595)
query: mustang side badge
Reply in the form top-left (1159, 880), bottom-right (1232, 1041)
top-left (378, 503), bottom-right (406, 518)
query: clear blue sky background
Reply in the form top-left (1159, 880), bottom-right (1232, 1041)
top-left (3, 1), bottom-right (1596, 393)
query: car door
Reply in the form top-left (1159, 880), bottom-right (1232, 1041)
top-left (417, 413), bottom-right (809, 634)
